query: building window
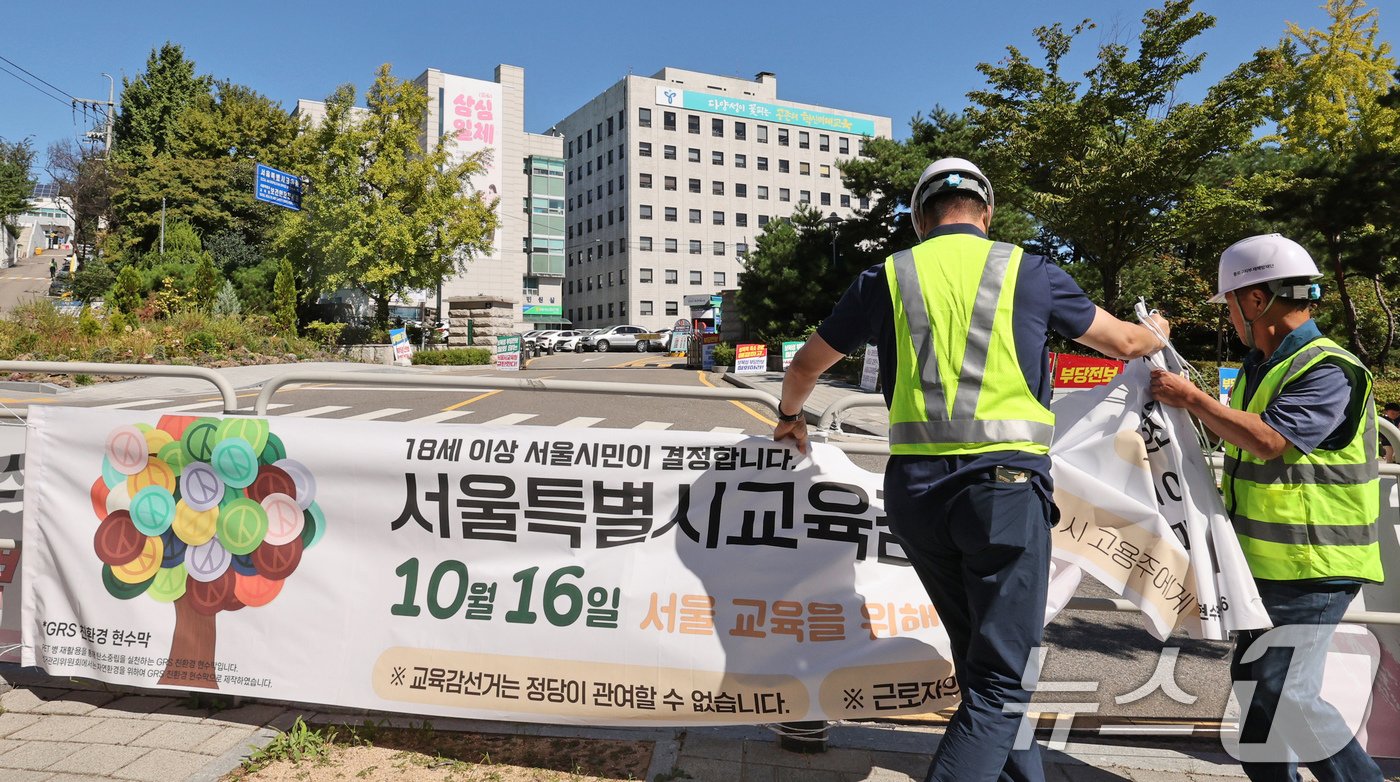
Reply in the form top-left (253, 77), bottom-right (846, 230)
top-left (567, 280), bottom-right (573, 294)
top-left (799, 190), bottom-right (810, 204)
top-left (799, 131), bottom-right (810, 149)
top-left (607, 271), bottom-right (614, 286)
top-left (735, 183), bottom-right (747, 198)
top-left (689, 239), bottom-right (702, 254)
top-left (665, 301), bottom-right (679, 316)
top-left (640, 238), bottom-right (653, 252)
top-left (690, 270), bottom-right (703, 285)
top-left (639, 173), bottom-right (652, 188)
top-left (779, 159), bottom-right (790, 174)
top-left (735, 121), bottom-right (747, 140)
top-left (736, 212), bottom-right (748, 227)
top-left (688, 148), bottom-right (700, 163)
top-left (712, 151), bottom-right (724, 165)
top-left (712, 241), bottom-right (725, 257)
top-left (587, 305), bottom-right (593, 320)
top-left (800, 162), bottom-right (810, 176)
top-left (607, 149), bottom-right (613, 165)
top-left (736, 242), bottom-right (749, 257)
top-left (839, 137), bottom-right (850, 154)
top-left (665, 239), bottom-right (678, 253)
top-left (607, 116), bottom-right (614, 136)
top-left (665, 206), bottom-right (678, 222)
top-left (665, 269), bottom-right (678, 284)
top-left (779, 188), bottom-right (790, 202)
top-left (757, 125), bottom-right (769, 143)
top-left (664, 175), bottom-right (677, 191)
top-left (640, 266), bottom-right (653, 281)
top-left (714, 271), bottom-right (727, 286)
top-left (639, 141), bottom-right (652, 157)
top-left (757, 185), bottom-right (769, 200)
top-left (860, 196), bottom-right (871, 210)
top-left (820, 164), bottom-right (831, 178)
top-left (819, 134), bottom-right (830, 151)
top-left (758, 215), bottom-right (770, 226)
top-left (688, 114), bottom-right (700, 134)
top-left (587, 128), bottom-right (593, 147)
top-left (712, 117), bottom-right (724, 137)
top-left (664, 111), bottom-right (676, 131)
top-left (712, 181), bottom-right (724, 196)
top-left (608, 302), bottom-right (615, 318)
top-left (757, 156), bottom-right (769, 171)
top-left (840, 193), bottom-right (851, 208)
top-left (641, 300), bottom-right (653, 316)
top-left (664, 144), bottom-right (677, 160)
top-left (778, 127), bottom-right (789, 146)
top-left (713, 211), bottom-right (725, 225)
top-left (688, 208), bottom-right (701, 223)
top-left (735, 153), bottom-right (747, 169)
top-left (640, 204), bottom-right (653, 219)
top-left (820, 192), bottom-right (831, 206)
top-left (689, 178), bottom-right (701, 193)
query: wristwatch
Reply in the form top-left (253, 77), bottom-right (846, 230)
top-left (777, 404), bottom-right (803, 423)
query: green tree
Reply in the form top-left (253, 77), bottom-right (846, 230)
top-left (273, 257), bottom-right (297, 333)
top-left (964, 0), bottom-right (1275, 312)
top-left (735, 207), bottom-right (851, 342)
top-left (283, 65), bottom-right (499, 327)
top-left (1264, 0), bottom-right (1398, 366)
top-left (112, 265), bottom-right (144, 316)
top-left (70, 256), bottom-right (117, 303)
top-left (213, 279), bottom-right (241, 316)
top-left (112, 43), bottom-right (212, 163)
top-left (192, 254), bottom-right (220, 311)
top-left (0, 138), bottom-right (36, 234)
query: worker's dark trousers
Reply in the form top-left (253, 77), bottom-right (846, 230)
top-left (889, 475), bottom-right (1052, 782)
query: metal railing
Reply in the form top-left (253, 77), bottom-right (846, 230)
top-left (0, 361), bottom-right (240, 414)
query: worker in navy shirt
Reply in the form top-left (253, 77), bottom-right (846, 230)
top-left (1151, 234), bottom-right (1383, 782)
top-left (775, 158), bottom-right (1167, 782)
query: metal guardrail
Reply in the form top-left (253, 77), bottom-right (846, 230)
top-left (253, 370), bottom-right (783, 416)
top-left (0, 361), bottom-right (240, 413)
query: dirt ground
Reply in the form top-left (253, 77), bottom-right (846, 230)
top-left (221, 725), bottom-right (655, 782)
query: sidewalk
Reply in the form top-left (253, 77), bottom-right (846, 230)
top-left (4, 667), bottom-right (1396, 781)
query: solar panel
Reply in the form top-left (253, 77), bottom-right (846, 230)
top-left (30, 182), bottom-right (61, 199)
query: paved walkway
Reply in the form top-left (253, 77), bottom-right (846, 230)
top-left (7, 666), bottom-right (1396, 781)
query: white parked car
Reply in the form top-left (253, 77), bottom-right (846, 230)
top-left (559, 329), bottom-right (599, 352)
top-left (543, 330), bottom-right (584, 352)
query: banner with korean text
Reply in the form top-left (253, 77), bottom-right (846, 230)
top-left (442, 74), bottom-right (502, 257)
top-left (22, 406), bottom-right (954, 726)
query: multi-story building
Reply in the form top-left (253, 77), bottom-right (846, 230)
top-left (296, 65), bottom-right (566, 336)
top-left (554, 68), bottom-right (891, 331)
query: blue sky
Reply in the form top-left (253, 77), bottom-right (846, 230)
top-left (2, 0), bottom-right (1393, 181)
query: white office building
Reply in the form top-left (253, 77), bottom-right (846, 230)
top-left (296, 64), bottom-right (566, 336)
top-left (554, 68), bottom-right (891, 331)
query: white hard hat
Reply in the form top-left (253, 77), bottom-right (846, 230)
top-left (911, 157), bottom-right (994, 218)
top-left (1212, 234), bottom-right (1321, 303)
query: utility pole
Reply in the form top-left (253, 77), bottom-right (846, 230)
top-left (72, 74), bottom-right (116, 160)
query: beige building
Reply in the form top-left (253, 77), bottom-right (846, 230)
top-left (554, 68), bottom-right (891, 331)
top-left (296, 65), bottom-right (566, 336)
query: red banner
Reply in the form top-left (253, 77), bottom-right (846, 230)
top-left (1051, 353), bottom-right (1125, 389)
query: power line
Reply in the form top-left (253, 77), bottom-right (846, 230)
top-left (0, 61), bottom-right (71, 108)
top-left (0, 54), bottom-right (76, 101)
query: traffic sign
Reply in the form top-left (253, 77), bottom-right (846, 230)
top-left (255, 164), bottom-right (303, 211)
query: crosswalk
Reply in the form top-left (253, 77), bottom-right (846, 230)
top-left (89, 399), bottom-right (761, 433)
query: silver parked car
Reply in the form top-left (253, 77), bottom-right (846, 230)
top-left (578, 324), bottom-right (663, 353)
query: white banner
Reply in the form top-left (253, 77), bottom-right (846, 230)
top-left (441, 74), bottom-right (502, 255)
top-left (1047, 356), bottom-right (1270, 641)
top-left (22, 406), bottom-right (955, 726)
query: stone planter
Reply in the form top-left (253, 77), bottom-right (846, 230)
top-left (711, 365), bottom-right (731, 374)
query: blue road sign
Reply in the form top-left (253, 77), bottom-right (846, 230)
top-left (255, 164), bottom-right (303, 210)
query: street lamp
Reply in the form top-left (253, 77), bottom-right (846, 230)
top-left (822, 211), bottom-right (843, 270)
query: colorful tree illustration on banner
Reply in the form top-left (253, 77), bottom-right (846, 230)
top-left (90, 416), bottom-right (326, 689)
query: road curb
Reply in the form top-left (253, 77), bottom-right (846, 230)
top-left (0, 380), bottom-right (65, 395)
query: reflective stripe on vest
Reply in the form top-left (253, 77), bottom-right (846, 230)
top-left (886, 238), bottom-right (1053, 454)
top-left (1222, 337), bottom-right (1383, 583)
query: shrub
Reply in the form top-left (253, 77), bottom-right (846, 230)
top-left (710, 343), bottom-right (735, 367)
top-left (411, 348), bottom-right (492, 366)
top-left (303, 320), bottom-right (346, 347)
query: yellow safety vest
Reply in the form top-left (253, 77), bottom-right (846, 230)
top-left (1223, 337), bottom-right (1384, 583)
top-left (884, 233), bottom-right (1054, 456)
